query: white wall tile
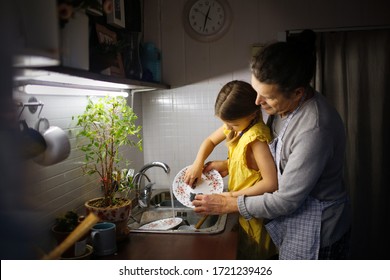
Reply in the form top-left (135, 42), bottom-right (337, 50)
top-left (141, 85), bottom-right (228, 191)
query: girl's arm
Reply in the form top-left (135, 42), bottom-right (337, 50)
top-left (184, 126), bottom-right (226, 186)
top-left (230, 139), bottom-right (278, 197)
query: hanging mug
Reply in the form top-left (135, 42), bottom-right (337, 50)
top-left (33, 117), bottom-right (71, 166)
top-left (19, 120), bottom-right (47, 159)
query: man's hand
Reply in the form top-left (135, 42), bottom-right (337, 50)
top-left (192, 193), bottom-right (238, 215)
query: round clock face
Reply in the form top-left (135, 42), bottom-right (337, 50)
top-left (183, 0), bottom-right (232, 42)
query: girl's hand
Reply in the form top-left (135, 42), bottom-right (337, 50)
top-left (184, 164), bottom-right (203, 187)
top-left (203, 160), bottom-right (229, 177)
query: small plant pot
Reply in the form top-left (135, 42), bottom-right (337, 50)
top-left (51, 225), bottom-right (88, 258)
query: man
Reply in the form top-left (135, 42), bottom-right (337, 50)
top-left (191, 31), bottom-right (351, 259)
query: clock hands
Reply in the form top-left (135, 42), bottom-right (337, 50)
top-left (193, 6), bottom-right (213, 32)
top-left (202, 6), bottom-right (211, 32)
top-left (193, 7), bottom-right (212, 20)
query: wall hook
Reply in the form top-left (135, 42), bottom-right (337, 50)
top-left (17, 96), bottom-right (44, 119)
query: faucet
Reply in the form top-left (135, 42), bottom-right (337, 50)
top-left (132, 162), bottom-right (170, 208)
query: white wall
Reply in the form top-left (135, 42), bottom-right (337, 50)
top-left (141, 0), bottom-right (390, 188)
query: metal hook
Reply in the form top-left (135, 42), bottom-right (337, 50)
top-left (17, 97), bottom-right (44, 120)
top-left (18, 105), bottom-right (26, 120)
top-left (37, 102), bottom-right (44, 118)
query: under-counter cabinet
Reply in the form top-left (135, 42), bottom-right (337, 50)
top-left (97, 213), bottom-right (239, 260)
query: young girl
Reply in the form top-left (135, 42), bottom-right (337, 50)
top-left (184, 80), bottom-right (278, 259)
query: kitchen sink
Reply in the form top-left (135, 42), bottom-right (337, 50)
top-left (128, 190), bottom-right (227, 234)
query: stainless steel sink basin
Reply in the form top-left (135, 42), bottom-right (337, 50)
top-left (128, 190), bottom-right (227, 234)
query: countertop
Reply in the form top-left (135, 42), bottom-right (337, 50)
top-left (98, 213), bottom-right (239, 260)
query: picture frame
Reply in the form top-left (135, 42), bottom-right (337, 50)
top-left (95, 23), bottom-right (125, 77)
top-left (107, 0), bottom-right (126, 29)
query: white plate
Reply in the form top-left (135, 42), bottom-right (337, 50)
top-left (139, 217), bottom-right (183, 231)
top-left (172, 166), bottom-right (224, 208)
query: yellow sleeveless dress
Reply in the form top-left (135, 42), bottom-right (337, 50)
top-left (224, 122), bottom-right (277, 259)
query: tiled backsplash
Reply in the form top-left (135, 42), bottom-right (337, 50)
top-left (141, 83), bottom-right (229, 190)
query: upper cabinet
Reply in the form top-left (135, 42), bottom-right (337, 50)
top-left (13, 0), bottom-right (60, 67)
top-left (13, 0), bottom-right (169, 92)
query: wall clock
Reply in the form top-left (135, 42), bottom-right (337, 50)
top-left (183, 0), bottom-right (232, 42)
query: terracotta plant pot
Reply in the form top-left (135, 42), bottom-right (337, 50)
top-left (84, 197), bottom-right (132, 241)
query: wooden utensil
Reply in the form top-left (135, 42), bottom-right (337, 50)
top-left (194, 215), bottom-right (209, 229)
top-left (42, 212), bottom-right (100, 260)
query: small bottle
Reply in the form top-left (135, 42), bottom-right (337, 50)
top-left (141, 42), bottom-right (161, 82)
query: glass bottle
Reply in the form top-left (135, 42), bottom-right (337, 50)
top-left (123, 32), bottom-right (142, 80)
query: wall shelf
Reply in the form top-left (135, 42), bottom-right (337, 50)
top-left (13, 66), bottom-right (170, 92)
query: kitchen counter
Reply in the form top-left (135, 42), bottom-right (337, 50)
top-left (98, 213), bottom-right (239, 260)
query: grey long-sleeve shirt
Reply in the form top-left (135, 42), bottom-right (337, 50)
top-left (238, 92), bottom-right (351, 247)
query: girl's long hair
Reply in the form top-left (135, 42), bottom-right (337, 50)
top-left (215, 80), bottom-right (262, 145)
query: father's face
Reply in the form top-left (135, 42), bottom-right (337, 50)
top-left (251, 74), bottom-right (298, 117)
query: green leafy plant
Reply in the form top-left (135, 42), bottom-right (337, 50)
top-left (54, 211), bottom-right (81, 232)
top-left (74, 96), bottom-right (142, 207)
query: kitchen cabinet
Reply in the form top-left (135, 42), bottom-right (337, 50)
top-left (13, 0), bottom-right (60, 67)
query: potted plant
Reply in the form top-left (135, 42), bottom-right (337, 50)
top-left (51, 211), bottom-right (88, 258)
top-left (74, 96), bottom-right (142, 240)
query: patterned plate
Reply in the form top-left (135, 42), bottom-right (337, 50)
top-left (172, 166), bottom-right (224, 208)
top-left (139, 217), bottom-right (183, 231)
